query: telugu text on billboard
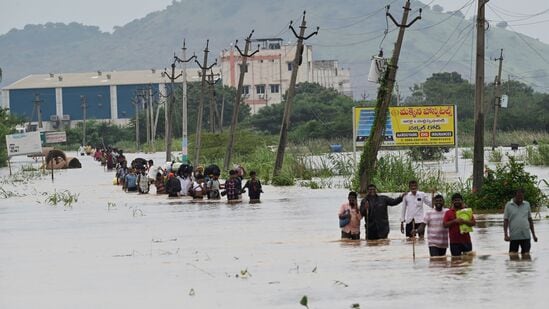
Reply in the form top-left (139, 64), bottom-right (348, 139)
top-left (5, 131), bottom-right (43, 157)
top-left (354, 105), bottom-right (456, 147)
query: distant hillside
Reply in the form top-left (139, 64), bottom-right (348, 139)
top-left (1, 0), bottom-right (549, 97)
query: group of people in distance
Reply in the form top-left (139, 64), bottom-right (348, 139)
top-left (339, 180), bottom-right (538, 258)
top-left (109, 156), bottom-right (263, 203)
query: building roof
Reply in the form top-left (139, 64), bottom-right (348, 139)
top-left (2, 68), bottom-right (207, 90)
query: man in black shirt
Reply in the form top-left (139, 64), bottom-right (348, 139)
top-left (360, 184), bottom-right (405, 240)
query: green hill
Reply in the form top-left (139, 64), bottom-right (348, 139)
top-left (1, 0), bottom-right (548, 96)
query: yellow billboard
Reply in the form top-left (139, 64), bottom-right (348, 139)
top-left (353, 105), bottom-right (456, 147)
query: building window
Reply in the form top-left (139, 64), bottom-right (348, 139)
top-left (270, 84), bottom-right (280, 93)
top-left (287, 62), bottom-right (293, 71)
top-left (240, 63), bottom-right (248, 73)
top-left (242, 85), bottom-right (250, 95)
top-left (256, 84), bottom-right (265, 94)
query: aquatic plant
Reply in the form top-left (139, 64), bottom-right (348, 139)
top-left (299, 295), bottom-right (309, 309)
top-left (44, 190), bottom-right (79, 207)
top-left (526, 144), bottom-right (549, 166)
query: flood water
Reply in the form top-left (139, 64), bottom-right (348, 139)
top-left (1, 153), bottom-right (548, 308)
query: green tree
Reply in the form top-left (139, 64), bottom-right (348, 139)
top-left (0, 109), bottom-right (24, 167)
top-left (249, 82), bottom-right (356, 140)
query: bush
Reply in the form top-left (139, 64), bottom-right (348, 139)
top-left (488, 148), bottom-right (503, 162)
top-left (466, 157), bottom-right (547, 210)
top-left (408, 147), bottom-right (445, 161)
top-left (272, 173), bottom-right (295, 186)
top-left (461, 148), bottom-right (473, 159)
top-left (526, 144), bottom-right (549, 166)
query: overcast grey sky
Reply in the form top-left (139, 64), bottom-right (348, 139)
top-left (1, 0), bottom-right (548, 43)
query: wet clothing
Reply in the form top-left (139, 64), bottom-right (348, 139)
top-left (509, 239), bottom-right (531, 254)
top-left (124, 173), bottom-right (137, 191)
top-left (339, 202), bottom-right (362, 238)
top-left (444, 208), bottom-right (474, 256)
top-left (178, 176), bottom-right (192, 196)
top-left (504, 199), bottom-right (532, 240)
top-left (206, 179), bottom-right (221, 199)
top-left (360, 194), bottom-right (403, 240)
top-left (137, 173), bottom-right (149, 194)
top-left (224, 178), bottom-right (240, 201)
top-left (444, 208), bottom-right (474, 244)
top-left (243, 179), bottom-right (263, 200)
top-left (191, 181), bottom-right (204, 199)
top-left (341, 231), bottom-right (360, 240)
top-left (429, 246), bottom-right (447, 257)
top-left (155, 179), bottom-right (166, 194)
top-left (166, 177), bottom-right (182, 197)
top-left (424, 208), bottom-right (449, 249)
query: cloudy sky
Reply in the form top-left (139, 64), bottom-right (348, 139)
top-left (1, 0), bottom-right (548, 43)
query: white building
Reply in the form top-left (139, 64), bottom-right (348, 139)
top-left (219, 38), bottom-right (352, 114)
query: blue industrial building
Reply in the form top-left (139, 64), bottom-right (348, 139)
top-left (1, 69), bottom-right (199, 130)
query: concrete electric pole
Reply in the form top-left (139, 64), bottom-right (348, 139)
top-left (358, 0), bottom-right (421, 192)
top-left (273, 12), bottom-right (319, 177)
top-left (473, 0), bottom-right (489, 192)
top-left (163, 59), bottom-right (183, 162)
top-left (224, 30), bottom-right (259, 171)
top-left (174, 40), bottom-right (197, 164)
top-left (491, 49), bottom-right (503, 150)
top-left (194, 40), bottom-right (217, 167)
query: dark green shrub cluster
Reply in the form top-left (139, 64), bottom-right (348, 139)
top-left (466, 157), bottom-right (547, 210)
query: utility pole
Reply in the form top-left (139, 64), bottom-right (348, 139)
top-left (163, 58), bottom-right (183, 162)
top-left (174, 40), bottom-right (196, 164)
top-left (358, 1), bottom-right (421, 192)
top-left (473, 0), bottom-right (489, 192)
top-left (224, 30), bottom-right (259, 170)
top-left (133, 94), bottom-right (140, 151)
top-left (148, 85), bottom-right (156, 151)
top-left (194, 40), bottom-right (217, 167)
top-left (80, 95), bottom-right (88, 146)
top-left (219, 68), bottom-right (225, 132)
top-left (273, 12), bottom-right (319, 177)
top-left (491, 49), bottom-right (503, 150)
top-left (205, 68), bottom-right (221, 133)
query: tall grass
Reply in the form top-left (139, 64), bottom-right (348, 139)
top-left (458, 130), bottom-right (549, 147)
top-left (526, 144), bottom-right (549, 166)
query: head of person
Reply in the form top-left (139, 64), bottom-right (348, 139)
top-left (367, 184), bottom-right (377, 196)
top-left (196, 174), bottom-right (205, 183)
top-left (408, 180), bottom-right (418, 193)
top-left (348, 191), bottom-right (358, 205)
top-left (229, 169), bottom-right (236, 178)
top-left (434, 194), bottom-right (444, 211)
top-left (514, 188), bottom-right (525, 204)
top-left (213, 174), bottom-right (219, 180)
top-left (148, 160), bottom-right (154, 167)
top-left (156, 172), bottom-right (163, 180)
top-left (451, 193), bottom-right (464, 209)
top-left (250, 171), bottom-right (257, 179)
top-left (196, 165), bottom-right (204, 173)
top-left (168, 172), bottom-right (175, 179)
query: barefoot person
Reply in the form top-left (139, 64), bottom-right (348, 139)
top-left (338, 191), bottom-right (362, 240)
top-left (504, 188), bottom-right (538, 256)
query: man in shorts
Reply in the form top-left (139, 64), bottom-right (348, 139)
top-left (504, 189), bottom-right (538, 256)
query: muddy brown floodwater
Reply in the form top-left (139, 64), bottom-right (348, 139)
top-left (1, 153), bottom-right (548, 308)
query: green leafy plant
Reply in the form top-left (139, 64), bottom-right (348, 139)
top-left (44, 190), bottom-right (79, 207)
top-left (488, 148), bottom-right (503, 162)
top-left (466, 157), bottom-right (547, 210)
top-left (408, 147), bottom-right (445, 161)
top-left (526, 144), bottom-right (549, 166)
top-left (461, 148), bottom-right (473, 159)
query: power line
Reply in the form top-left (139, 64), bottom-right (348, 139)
top-left (487, 5), bottom-right (549, 66)
top-left (410, 0), bottom-right (475, 32)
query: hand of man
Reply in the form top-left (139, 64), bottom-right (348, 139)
top-left (504, 235), bottom-right (510, 242)
top-left (400, 222), bottom-right (405, 234)
top-left (533, 235), bottom-right (538, 242)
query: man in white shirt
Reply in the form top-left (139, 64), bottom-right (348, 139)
top-left (400, 180), bottom-right (433, 239)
